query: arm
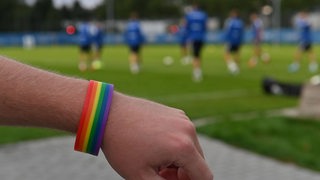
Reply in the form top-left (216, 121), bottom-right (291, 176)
top-left (0, 56), bottom-right (87, 132)
top-left (0, 56), bottom-right (213, 180)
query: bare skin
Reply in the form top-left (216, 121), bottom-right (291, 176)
top-left (0, 56), bottom-right (213, 180)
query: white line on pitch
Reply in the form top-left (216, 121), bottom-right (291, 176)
top-left (153, 89), bottom-right (251, 103)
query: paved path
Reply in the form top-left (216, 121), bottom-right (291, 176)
top-left (1, 136), bottom-right (320, 180)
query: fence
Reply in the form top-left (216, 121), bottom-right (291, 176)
top-left (1, 29), bottom-right (320, 47)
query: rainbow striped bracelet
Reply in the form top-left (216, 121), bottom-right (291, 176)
top-left (74, 80), bottom-right (114, 156)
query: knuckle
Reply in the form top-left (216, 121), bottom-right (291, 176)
top-left (182, 120), bottom-right (197, 135)
top-left (205, 171), bottom-right (214, 180)
top-left (178, 109), bottom-right (186, 115)
top-left (172, 137), bottom-right (195, 154)
top-left (174, 108), bottom-right (187, 116)
top-left (169, 122), bottom-right (197, 149)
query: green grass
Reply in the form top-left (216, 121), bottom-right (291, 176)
top-left (0, 126), bottom-right (66, 144)
top-left (1, 44), bottom-right (309, 118)
top-left (197, 117), bottom-right (320, 171)
top-left (1, 44), bottom-right (320, 170)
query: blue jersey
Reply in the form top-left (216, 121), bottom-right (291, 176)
top-left (185, 9), bottom-right (208, 41)
top-left (295, 18), bottom-right (312, 45)
top-left (78, 23), bottom-right (92, 46)
top-left (90, 25), bottom-right (104, 47)
top-left (178, 25), bottom-right (188, 45)
top-left (252, 18), bottom-right (263, 42)
top-left (124, 20), bottom-right (144, 46)
top-left (224, 17), bottom-right (244, 45)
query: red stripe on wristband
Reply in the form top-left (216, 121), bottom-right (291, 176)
top-left (74, 80), bottom-right (114, 155)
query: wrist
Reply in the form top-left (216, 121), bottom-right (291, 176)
top-left (74, 80), bottom-right (114, 155)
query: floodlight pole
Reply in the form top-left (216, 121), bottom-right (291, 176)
top-left (272, 0), bottom-right (281, 44)
top-left (107, 0), bottom-right (115, 32)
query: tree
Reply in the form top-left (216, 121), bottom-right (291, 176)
top-left (0, 1), bottom-right (19, 31)
top-left (0, 0), bottom-right (320, 32)
top-left (72, 0), bottom-right (93, 20)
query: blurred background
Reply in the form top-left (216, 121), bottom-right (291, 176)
top-left (0, 0), bottom-right (320, 45)
top-left (2, 0), bottom-right (320, 178)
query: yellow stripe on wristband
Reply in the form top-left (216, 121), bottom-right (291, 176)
top-left (74, 80), bottom-right (114, 155)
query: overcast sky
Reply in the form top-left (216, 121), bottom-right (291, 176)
top-left (25, 0), bottom-right (104, 9)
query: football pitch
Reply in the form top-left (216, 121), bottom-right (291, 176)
top-left (2, 44), bottom-right (320, 171)
top-left (0, 44), bottom-right (312, 116)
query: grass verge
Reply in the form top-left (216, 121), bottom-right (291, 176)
top-left (197, 116), bottom-right (320, 171)
top-left (0, 127), bottom-right (67, 145)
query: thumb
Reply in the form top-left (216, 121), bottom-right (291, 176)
top-left (159, 168), bottom-right (184, 180)
top-left (138, 168), bottom-right (166, 180)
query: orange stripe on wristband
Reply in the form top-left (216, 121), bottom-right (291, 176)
top-left (74, 80), bottom-right (114, 155)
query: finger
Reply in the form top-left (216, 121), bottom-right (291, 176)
top-left (193, 134), bottom-right (205, 158)
top-left (160, 167), bottom-right (191, 180)
top-left (143, 171), bottom-right (166, 180)
top-left (181, 119), bottom-right (206, 158)
top-left (150, 176), bottom-right (166, 180)
top-left (188, 122), bottom-right (205, 158)
top-left (180, 116), bottom-right (205, 159)
top-left (159, 168), bottom-right (179, 180)
top-left (179, 150), bottom-right (213, 180)
top-left (178, 168), bottom-right (191, 180)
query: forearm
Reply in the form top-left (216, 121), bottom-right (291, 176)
top-left (0, 56), bottom-right (88, 133)
top-left (0, 56), bottom-right (213, 179)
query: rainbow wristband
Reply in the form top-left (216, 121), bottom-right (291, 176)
top-left (74, 80), bottom-right (114, 156)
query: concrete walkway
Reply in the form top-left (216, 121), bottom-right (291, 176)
top-left (1, 136), bottom-right (320, 180)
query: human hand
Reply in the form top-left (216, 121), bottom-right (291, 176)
top-left (101, 92), bottom-right (213, 180)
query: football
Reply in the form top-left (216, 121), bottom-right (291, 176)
top-left (163, 56), bottom-right (174, 66)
